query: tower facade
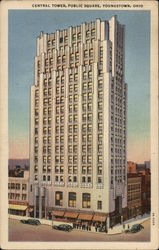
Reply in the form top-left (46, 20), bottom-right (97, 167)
top-left (29, 16), bottom-right (127, 227)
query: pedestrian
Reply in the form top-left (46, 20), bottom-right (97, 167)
top-left (95, 226), bottom-right (97, 232)
top-left (128, 224), bottom-right (130, 229)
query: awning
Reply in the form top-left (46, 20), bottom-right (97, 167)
top-left (78, 213), bottom-right (93, 221)
top-left (52, 210), bottom-right (64, 217)
top-left (9, 204), bottom-right (27, 211)
top-left (64, 212), bottom-right (79, 219)
top-left (92, 215), bottom-right (106, 222)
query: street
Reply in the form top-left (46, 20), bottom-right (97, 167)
top-left (9, 218), bottom-right (150, 242)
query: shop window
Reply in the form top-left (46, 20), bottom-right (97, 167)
top-left (82, 193), bottom-right (91, 208)
top-left (68, 192), bottom-right (76, 207)
top-left (55, 191), bottom-right (63, 206)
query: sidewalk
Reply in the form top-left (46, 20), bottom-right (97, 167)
top-left (107, 213), bottom-right (150, 235)
top-left (9, 213), bottom-right (150, 235)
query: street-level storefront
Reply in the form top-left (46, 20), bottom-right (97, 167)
top-left (8, 204), bottom-right (28, 216)
top-left (52, 209), bottom-right (107, 232)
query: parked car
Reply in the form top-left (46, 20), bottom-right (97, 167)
top-left (124, 229), bottom-right (131, 233)
top-left (20, 219), bottom-right (41, 225)
top-left (52, 224), bottom-right (73, 232)
top-left (130, 224), bottom-right (144, 233)
top-left (98, 226), bottom-right (107, 232)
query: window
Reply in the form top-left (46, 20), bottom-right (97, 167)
top-left (60, 176), bottom-right (63, 182)
top-left (74, 104), bottom-right (78, 112)
top-left (88, 113), bottom-right (92, 121)
top-left (74, 94), bottom-right (78, 102)
top-left (74, 84), bottom-right (78, 92)
top-left (74, 125), bottom-right (78, 133)
top-left (68, 145), bottom-right (72, 153)
top-left (55, 191), bottom-right (63, 206)
top-left (69, 85), bottom-right (73, 92)
top-left (68, 175), bottom-right (72, 182)
top-left (88, 134), bottom-right (92, 142)
top-left (98, 123), bottom-right (102, 131)
top-left (16, 183), bottom-right (20, 190)
top-left (69, 105), bottom-right (73, 112)
top-left (82, 114), bottom-right (86, 122)
top-left (82, 103), bottom-right (86, 111)
top-left (98, 177), bottom-right (102, 183)
top-left (82, 176), bottom-right (86, 183)
top-left (88, 124), bottom-right (92, 132)
top-left (82, 93), bottom-right (87, 101)
top-left (82, 134), bottom-right (86, 143)
top-left (74, 114), bottom-right (78, 122)
top-left (87, 156), bottom-right (91, 163)
top-left (68, 192), bottom-right (76, 207)
top-left (88, 103), bottom-right (92, 111)
top-left (22, 184), bottom-right (27, 190)
top-left (88, 92), bottom-right (92, 100)
top-left (73, 176), bottom-right (77, 182)
top-left (73, 156), bottom-right (77, 163)
top-left (87, 167), bottom-right (92, 174)
top-left (98, 155), bottom-right (102, 163)
top-left (87, 176), bottom-right (91, 183)
top-left (82, 193), bottom-right (91, 208)
top-left (97, 200), bottom-right (102, 210)
top-left (69, 115), bottom-right (73, 122)
top-left (22, 194), bottom-right (27, 200)
top-left (83, 82), bottom-right (87, 91)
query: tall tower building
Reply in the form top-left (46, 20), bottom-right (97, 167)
top-left (29, 16), bottom-right (127, 228)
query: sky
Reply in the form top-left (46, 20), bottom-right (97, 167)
top-left (8, 10), bottom-right (150, 163)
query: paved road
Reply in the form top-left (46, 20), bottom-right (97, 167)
top-left (9, 218), bottom-right (150, 242)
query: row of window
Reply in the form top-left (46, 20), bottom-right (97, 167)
top-left (128, 193), bottom-right (141, 202)
top-left (8, 183), bottom-right (27, 190)
top-left (128, 184), bottom-right (141, 191)
top-left (8, 193), bottom-right (27, 200)
top-left (55, 191), bottom-right (102, 209)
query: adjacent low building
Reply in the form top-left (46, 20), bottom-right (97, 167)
top-left (127, 173), bottom-right (142, 219)
top-left (8, 169), bottom-right (29, 216)
top-left (141, 171), bottom-right (151, 214)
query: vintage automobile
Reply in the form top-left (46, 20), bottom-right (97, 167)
top-left (20, 219), bottom-right (41, 225)
top-left (125, 224), bottom-right (144, 233)
top-left (52, 224), bottom-right (73, 232)
top-left (130, 224), bottom-right (144, 233)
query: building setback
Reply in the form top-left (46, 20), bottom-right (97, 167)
top-left (127, 173), bottom-right (142, 219)
top-left (29, 16), bottom-right (127, 228)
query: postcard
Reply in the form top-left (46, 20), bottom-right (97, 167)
top-left (0, 0), bottom-right (158, 249)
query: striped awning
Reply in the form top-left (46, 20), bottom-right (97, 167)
top-left (78, 213), bottom-right (93, 221)
top-left (92, 215), bottom-right (106, 222)
top-left (64, 212), bottom-right (79, 219)
top-left (52, 210), bottom-right (64, 217)
top-left (9, 204), bottom-right (27, 211)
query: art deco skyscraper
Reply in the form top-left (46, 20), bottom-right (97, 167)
top-left (29, 16), bottom-right (127, 228)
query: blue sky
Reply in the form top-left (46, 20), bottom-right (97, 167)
top-left (8, 10), bottom-right (150, 162)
